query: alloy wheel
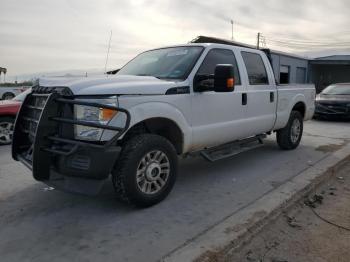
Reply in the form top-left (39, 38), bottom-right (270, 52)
top-left (291, 118), bottom-right (301, 144)
top-left (0, 122), bottom-right (14, 145)
top-left (136, 150), bottom-right (170, 195)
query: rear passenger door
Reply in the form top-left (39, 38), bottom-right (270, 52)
top-left (240, 51), bottom-right (277, 135)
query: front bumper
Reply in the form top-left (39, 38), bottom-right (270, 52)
top-left (12, 86), bottom-right (130, 195)
top-left (314, 103), bottom-right (350, 119)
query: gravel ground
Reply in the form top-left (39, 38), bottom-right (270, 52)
top-left (227, 160), bottom-right (350, 262)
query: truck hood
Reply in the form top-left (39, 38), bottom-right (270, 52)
top-left (38, 75), bottom-right (179, 96)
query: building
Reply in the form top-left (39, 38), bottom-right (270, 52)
top-left (309, 55), bottom-right (350, 92)
top-left (192, 36), bottom-right (350, 93)
top-left (270, 51), bottom-right (309, 85)
top-left (270, 53), bottom-right (350, 93)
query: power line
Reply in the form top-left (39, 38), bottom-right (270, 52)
top-left (261, 35), bottom-right (350, 51)
top-left (265, 35), bottom-right (350, 44)
top-left (267, 42), bottom-right (350, 49)
top-left (221, 16), bottom-right (350, 51)
top-left (266, 38), bottom-right (350, 46)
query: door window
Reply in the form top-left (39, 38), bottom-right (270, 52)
top-left (197, 49), bottom-right (241, 85)
top-left (241, 52), bottom-right (269, 85)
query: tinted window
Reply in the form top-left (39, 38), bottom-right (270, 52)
top-left (197, 49), bottom-right (241, 85)
top-left (241, 52), bottom-right (269, 85)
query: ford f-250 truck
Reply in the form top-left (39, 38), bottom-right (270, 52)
top-left (12, 43), bottom-right (315, 207)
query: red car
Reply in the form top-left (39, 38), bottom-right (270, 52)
top-left (0, 89), bottom-right (30, 145)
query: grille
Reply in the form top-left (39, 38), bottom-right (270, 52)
top-left (19, 93), bottom-right (52, 162)
top-left (318, 102), bottom-right (348, 113)
top-left (12, 86), bottom-right (130, 180)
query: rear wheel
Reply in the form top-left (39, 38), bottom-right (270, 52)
top-left (276, 111), bottom-right (303, 150)
top-left (112, 134), bottom-right (178, 207)
top-left (0, 117), bottom-right (15, 145)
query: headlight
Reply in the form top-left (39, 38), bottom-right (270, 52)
top-left (74, 105), bottom-right (117, 141)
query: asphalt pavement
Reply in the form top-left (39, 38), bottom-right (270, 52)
top-left (0, 120), bottom-right (349, 262)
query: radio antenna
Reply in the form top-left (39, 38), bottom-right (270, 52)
top-left (104, 30), bottom-right (113, 74)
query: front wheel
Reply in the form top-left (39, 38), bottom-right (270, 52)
top-left (112, 134), bottom-right (178, 208)
top-left (276, 111), bottom-right (303, 150)
top-left (2, 92), bottom-right (15, 100)
top-left (0, 117), bottom-right (15, 145)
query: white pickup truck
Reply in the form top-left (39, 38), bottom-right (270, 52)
top-left (0, 87), bottom-right (26, 100)
top-left (12, 43), bottom-right (315, 207)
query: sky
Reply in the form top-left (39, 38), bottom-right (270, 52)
top-left (1, 0), bottom-right (350, 81)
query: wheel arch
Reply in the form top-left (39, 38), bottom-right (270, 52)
top-left (274, 93), bottom-right (307, 130)
top-left (121, 117), bottom-right (185, 154)
top-left (107, 101), bottom-right (193, 154)
top-left (291, 101), bottom-right (306, 118)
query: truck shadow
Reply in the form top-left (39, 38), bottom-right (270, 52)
top-left (0, 140), bottom-right (329, 223)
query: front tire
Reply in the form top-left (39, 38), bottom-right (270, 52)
top-left (276, 111), bottom-right (303, 150)
top-left (112, 134), bottom-right (178, 208)
top-left (2, 92), bottom-right (15, 100)
top-left (0, 117), bottom-right (15, 145)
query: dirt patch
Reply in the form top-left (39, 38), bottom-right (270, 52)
top-left (194, 250), bottom-right (226, 262)
top-left (270, 181), bottom-right (284, 189)
top-left (195, 211), bottom-right (269, 262)
top-left (225, 161), bottom-right (350, 262)
top-left (315, 142), bottom-right (346, 153)
top-left (224, 211), bottom-right (268, 234)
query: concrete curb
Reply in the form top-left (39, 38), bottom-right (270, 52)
top-left (162, 144), bottom-right (350, 262)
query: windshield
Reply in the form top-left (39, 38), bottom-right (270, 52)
top-left (117, 46), bottom-right (204, 80)
top-left (322, 84), bottom-right (350, 95)
top-left (13, 88), bottom-right (31, 101)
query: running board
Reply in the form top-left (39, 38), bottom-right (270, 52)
top-left (200, 134), bottom-right (266, 162)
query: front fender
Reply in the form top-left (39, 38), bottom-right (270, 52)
top-left (103, 102), bottom-right (192, 153)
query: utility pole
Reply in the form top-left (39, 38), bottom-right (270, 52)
top-left (231, 20), bottom-right (234, 41)
top-left (257, 32), bottom-right (260, 49)
top-left (0, 67), bottom-right (7, 83)
top-left (104, 30), bottom-right (113, 75)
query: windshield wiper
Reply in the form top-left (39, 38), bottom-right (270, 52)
top-left (136, 74), bottom-right (162, 80)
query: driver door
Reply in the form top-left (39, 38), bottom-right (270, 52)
top-left (190, 48), bottom-right (247, 151)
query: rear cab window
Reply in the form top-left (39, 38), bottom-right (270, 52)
top-left (241, 52), bottom-right (269, 85)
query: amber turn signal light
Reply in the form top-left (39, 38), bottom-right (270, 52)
top-left (100, 108), bottom-right (117, 121)
top-left (227, 78), bottom-right (235, 88)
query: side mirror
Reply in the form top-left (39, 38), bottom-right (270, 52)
top-left (214, 64), bottom-right (235, 92)
top-left (193, 74), bottom-right (214, 92)
top-left (106, 69), bottom-right (120, 75)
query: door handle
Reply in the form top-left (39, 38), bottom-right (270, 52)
top-left (242, 93), bottom-right (247, 105)
top-left (270, 92), bottom-right (274, 103)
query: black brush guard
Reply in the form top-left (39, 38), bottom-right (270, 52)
top-left (12, 87), bottom-right (130, 183)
